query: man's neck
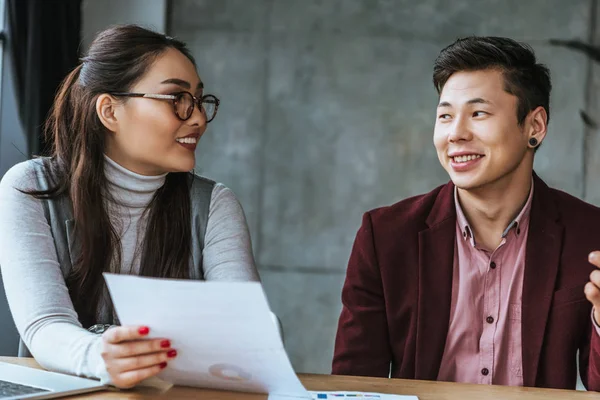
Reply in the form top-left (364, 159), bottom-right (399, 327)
top-left (457, 164), bottom-right (533, 252)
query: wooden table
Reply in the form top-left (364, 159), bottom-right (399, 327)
top-left (1, 357), bottom-right (597, 399)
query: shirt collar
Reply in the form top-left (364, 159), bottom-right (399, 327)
top-left (454, 178), bottom-right (534, 247)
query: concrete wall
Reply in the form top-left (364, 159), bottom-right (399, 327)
top-left (81, 0), bottom-right (167, 49)
top-left (170, 0), bottom-right (595, 374)
top-left (0, 47), bottom-right (25, 356)
top-left (0, 0), bottom-right (23, 356)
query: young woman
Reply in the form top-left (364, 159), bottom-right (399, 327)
top-left (0, 25), bottom-right (259, 388)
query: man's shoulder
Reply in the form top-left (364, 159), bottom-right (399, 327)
top-left (547, 186), bottom-right (600, 223)
top-left (367, 182), bottom-right (451, 232)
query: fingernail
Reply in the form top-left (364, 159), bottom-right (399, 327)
top-left (167, 350), bottom-right (177, 358)
top-left (160, 340), bottom-right (171, 348)
top-left (591, 253), bottom-right (598, 262)
top-left (138, 326), bottom-right (149, 335)
top-left (160, 362), bottom-right (167, 369)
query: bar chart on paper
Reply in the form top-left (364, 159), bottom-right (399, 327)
top-left (309, 392), bottom-right (418, 399)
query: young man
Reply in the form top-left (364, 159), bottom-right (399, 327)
top-left (332, 36), bottom-right (600, 390)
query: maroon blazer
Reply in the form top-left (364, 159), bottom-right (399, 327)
top-left (332, 173), bottom-right (600, 390)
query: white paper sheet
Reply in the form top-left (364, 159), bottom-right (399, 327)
top-left (104, 273), bottom-right (311, 399)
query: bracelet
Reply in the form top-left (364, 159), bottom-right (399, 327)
top-left (88, 324), bottom-right (113, 334)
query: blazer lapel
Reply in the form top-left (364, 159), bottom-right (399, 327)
top-left (415, 182), bottom-right (456, 380)
top-left (522, 174), bottom-right (563, 387)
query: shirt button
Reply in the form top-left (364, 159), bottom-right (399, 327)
top-left (490, 261), bottom-right (496, 269)
top-left (486, 316), bottom-right (494, 324)
top-left (481, 368), bottom-right (489, 376)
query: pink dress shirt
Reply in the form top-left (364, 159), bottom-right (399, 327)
top-left (437, 184), bottom-right (534, 386)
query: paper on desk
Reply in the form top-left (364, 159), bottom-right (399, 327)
top-left (104, 273), bottom-right (311, 399)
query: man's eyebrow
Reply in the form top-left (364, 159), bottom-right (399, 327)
top-left (466, 97), bottom-right (492, 105)
top-left (437, 98), bottom-right (492, 108)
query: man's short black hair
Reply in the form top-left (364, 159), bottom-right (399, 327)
top-left (433, 36), bottom-right (551, 125)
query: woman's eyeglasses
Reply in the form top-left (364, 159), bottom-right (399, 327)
top-left (109, 91), bottom-right (220, 122)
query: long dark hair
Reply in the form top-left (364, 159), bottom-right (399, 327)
top-left (27, 25), bottom-right (197, 327)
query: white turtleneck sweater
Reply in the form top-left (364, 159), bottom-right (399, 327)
top-left (0, 157), bottom-right (259, 380)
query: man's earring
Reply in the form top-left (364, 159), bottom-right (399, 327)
top-left (529, 137), bottom-right (538, 148)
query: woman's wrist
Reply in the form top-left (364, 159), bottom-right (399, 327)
top-left (88, 324), bottom-right (114, 334)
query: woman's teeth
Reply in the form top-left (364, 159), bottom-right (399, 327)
top-left (176, 137), bottom-right (197, 144)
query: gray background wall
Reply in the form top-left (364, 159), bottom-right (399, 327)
top-left (81, 0), bottom-right (167, 49)
top-left (0, 0), bottom-right (598, 385)
top-left (0, 0), bottom-right (24, 356)
top-left (170, 0), bottom-right (596, 375)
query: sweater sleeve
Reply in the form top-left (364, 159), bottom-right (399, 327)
top-left (202, 183), bottom-right (260, 281)
top-left (0, 161), bottom-right (107, 381)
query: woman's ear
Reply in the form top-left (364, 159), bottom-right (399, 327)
top-left (96, 94), bottom-right (120, 133)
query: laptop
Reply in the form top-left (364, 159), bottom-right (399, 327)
top-left (0, 361), bottom-right (106, 399)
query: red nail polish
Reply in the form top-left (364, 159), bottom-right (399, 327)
top-left (160, 340), bottom-right (170, 348)
top-left (138, 326), bottom-right (149, 335)
top-left (167, 350), bottom-right (177, 358)
top-left (159, 362), bottom-right (167, 369)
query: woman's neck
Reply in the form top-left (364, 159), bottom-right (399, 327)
top-left (103, 155), bottom-right (167, 208)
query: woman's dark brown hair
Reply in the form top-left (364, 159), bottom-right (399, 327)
top-left (27, 25), bottom-right (197, 327)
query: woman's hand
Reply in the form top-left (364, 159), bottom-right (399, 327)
top-left (101, 325), bottom-right (177, 388)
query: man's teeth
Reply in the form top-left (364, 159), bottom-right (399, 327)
top-left (176, 137), bottom-right (197, 144)
top-left (452, 154), bottom-right (482, 163)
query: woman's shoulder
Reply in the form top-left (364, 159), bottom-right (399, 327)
top-left (0, 158), bottom-right (47, 192)
top-left (188, 173), bottom-right (235, 201)
top-left (185, 173), bottom-right (242, 212)
top-left (188, 172), bottom-right (216, 186)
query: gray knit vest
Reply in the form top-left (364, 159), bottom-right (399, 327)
top-left (18, 159), bottom-right (215, 357)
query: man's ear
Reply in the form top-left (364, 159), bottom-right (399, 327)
top-left (96, 94), bottom-right (120, 133)
top-left (526, 106), bottom-right (548, 148)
